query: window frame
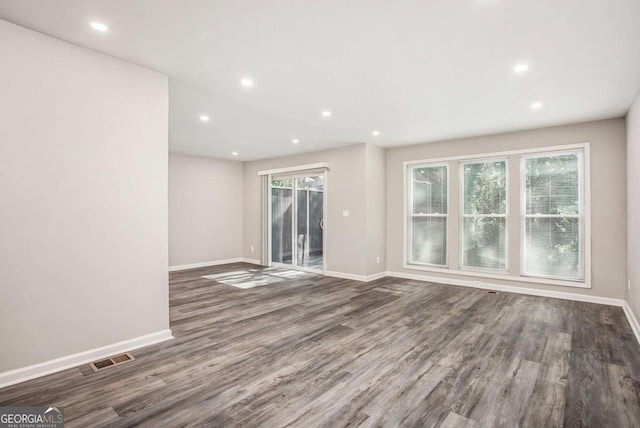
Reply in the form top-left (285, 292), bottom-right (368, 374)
top-left (403, 143), bottom-right (591, 289)
top-left (406, 162), bottom-right (450, 268)
top-left (520, 150), bottom-right (586, 282)
top-left (459, 157), bottom-right (509, 273)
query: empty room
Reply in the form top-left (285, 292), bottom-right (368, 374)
top-left (1, 1), bottom-right (640, 427)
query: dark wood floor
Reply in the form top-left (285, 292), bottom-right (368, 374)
top-left (2, 263), bottom-right (640, 427)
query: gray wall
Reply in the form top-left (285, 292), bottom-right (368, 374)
top-left (169, 153), bottom-right (244, 266)
top-left (627, 93), bottom-right (640, 316)
top-left (366, 145), bottom-right (387, 275)
top-left (386, 118), bottom-right (627, 298)
top-left (0, 21), bottom-right (169, 372)
top-left (243, 144), bottom-right (368, 276)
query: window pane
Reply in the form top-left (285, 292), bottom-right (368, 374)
top-left (412, 217), bottom-right (447, 266)
top-left (296, 176), bottom-right (324, 191)
top-left (463, 161), bottom-right (507, 214)
top-left (525, 154), bottom-right (579, 215)
top-left (413, 166), bottom-right (447, 214)
top-left (271, 178), bottom-right (292, 188)
top-left (461, 160), bottom-right (507, 271)
top-left (462, 217), bottom-right (506, 269)
top-left (525, 217), bottom-right (581, 279)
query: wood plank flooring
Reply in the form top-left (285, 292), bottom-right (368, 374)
top-left (2, 263), bottom-right (640, 427)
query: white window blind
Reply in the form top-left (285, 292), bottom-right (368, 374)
top-left (461, 159), bottom-right (507, 271)
top-left (522, 152), bottom-right (583, 281)
top-left (408, 164), bottom-right (448, 267)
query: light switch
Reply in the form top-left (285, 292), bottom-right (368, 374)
top-left (342, 210), bottom-right (349, 217)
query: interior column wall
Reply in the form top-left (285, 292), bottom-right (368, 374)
top-left (627, 91), bottom-right (640, 317)
top-left (0, 21), bottom-right (170, 372)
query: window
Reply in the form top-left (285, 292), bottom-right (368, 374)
top-left (404, 144), bottom-right (589, 287)
top-left (461, 159), bottom-right (507, 271)
top-left (522, 152), bottom-right (584, 281)
top-left (408, 164), bottom-right (448, 266)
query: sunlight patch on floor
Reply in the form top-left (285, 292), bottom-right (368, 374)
top-left (203, 268), bottom-right (315, 289)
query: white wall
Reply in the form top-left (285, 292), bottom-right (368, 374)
top-left (243, 144), bottom-right (368, 276)
top-left (0, 20), bottom-right (169, 372)
top-left (627, 92), bottom-right (640, 316)
top-left (366, 145), bottom-right (387, 276)
top-left (169, 153), bottom-right (243, 267)
top-left (387, 118), bottom-right (627, 298)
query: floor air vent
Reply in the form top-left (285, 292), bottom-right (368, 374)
top-left (484, 290), bottom-right (499, 294)
top-left (90, 353), bottom-right (135, 372)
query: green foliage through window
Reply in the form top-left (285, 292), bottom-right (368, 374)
top-left (462, 160), bottom-right (507, 270)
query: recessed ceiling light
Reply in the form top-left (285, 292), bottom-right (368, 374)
top-left (199, 115), bottom-right (210, 122)
top-left (240, 78), bottom-right (254, 88)
top-left (232, 151), bottom-right (239, 156)
top-left (89, 22), bottom-right (109, 32)
top-left (292, 139), bottom-right (299, 144)
top-left (372, 130), bottom-right (380, 137)
top-left (321, 110), bottom-right (332, 118)
top-left (513, 63), bottom-right (529, 74)
top-left (530, 101), bottom-right (543, 110)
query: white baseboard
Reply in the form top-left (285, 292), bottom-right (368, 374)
top-left (623, 302), bottom-right (640, 345)
top-left (325, 270), bottom-right (388, 282)
top-left (324, 271), bottom-right (366, 281)
top-left (169, 258), bottom-right (257, 272)
top-left (366, 271), bottom-right (389, 282)
top-left (386, 271), bottom-right (625, 306)
top-left (0, 329), bottom-right (173, 389)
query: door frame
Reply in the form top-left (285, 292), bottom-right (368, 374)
top-left (267, 171), bottom-right (328, 273)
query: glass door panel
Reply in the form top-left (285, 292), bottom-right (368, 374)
top-left (296, 176), bottom-right (324, 270)
top-left (271, 179), bottom-right (293, 264)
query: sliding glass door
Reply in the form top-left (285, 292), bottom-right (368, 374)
top-left (271, 175), bottom-right (325, 271)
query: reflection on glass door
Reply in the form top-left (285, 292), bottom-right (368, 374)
top-left (271, 178), bottom-right (293, 264)
top-left (271, 175), bottom-right (324, 271)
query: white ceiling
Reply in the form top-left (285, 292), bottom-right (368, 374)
top-left (1, 0), bottom-right (639, 161)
